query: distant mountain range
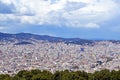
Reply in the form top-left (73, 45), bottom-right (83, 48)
top-left (0, 32), bottom-right (119, 45)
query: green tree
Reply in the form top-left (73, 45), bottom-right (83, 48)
top-left (53, 71), bottom-right (61, 80)
top-left (31, 69), bottom-right (42, 75)
top-left (32, 70), bottom-right (53, 80)
top-left (0, 74), bottom-right (12, 80)
top-left (15, 70), bottom-right (32, 80)
top-left (94, 69), bottom-right (111, 80)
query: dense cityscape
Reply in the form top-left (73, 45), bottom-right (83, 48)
top-left (0, 39), bottom-right (119, 76)
top-left (0, 0), bottom-right (120, 79)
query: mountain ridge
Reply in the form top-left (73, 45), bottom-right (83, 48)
top-left (0, 32), bottom-right (119, 45)
top-left (0, 32), bottom-right (94, 45)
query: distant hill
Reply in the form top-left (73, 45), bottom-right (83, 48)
top-left (0, 32), bottom-right (94, 45)
top-left (0, 32), bottom-right (119, 45)
top-left (14, 41), bottom-right (33, 45)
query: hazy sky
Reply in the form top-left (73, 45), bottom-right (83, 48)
top-left (0, 0), bottom-right (120, 39)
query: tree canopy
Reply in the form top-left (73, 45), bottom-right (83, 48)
top-left (0, 69), bottom-right (119, 80)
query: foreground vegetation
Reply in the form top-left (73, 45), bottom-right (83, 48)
top-left (0, 69), bottom-right (120, 80)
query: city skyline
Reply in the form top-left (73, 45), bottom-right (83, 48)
top-left (0, 0), bottom-right (120, 40)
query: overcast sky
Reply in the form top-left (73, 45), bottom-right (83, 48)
top-left (0, 0), bottom-right (120, 39)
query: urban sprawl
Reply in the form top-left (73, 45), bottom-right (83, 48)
top-left (0, 40), bottom-right (120, 75)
